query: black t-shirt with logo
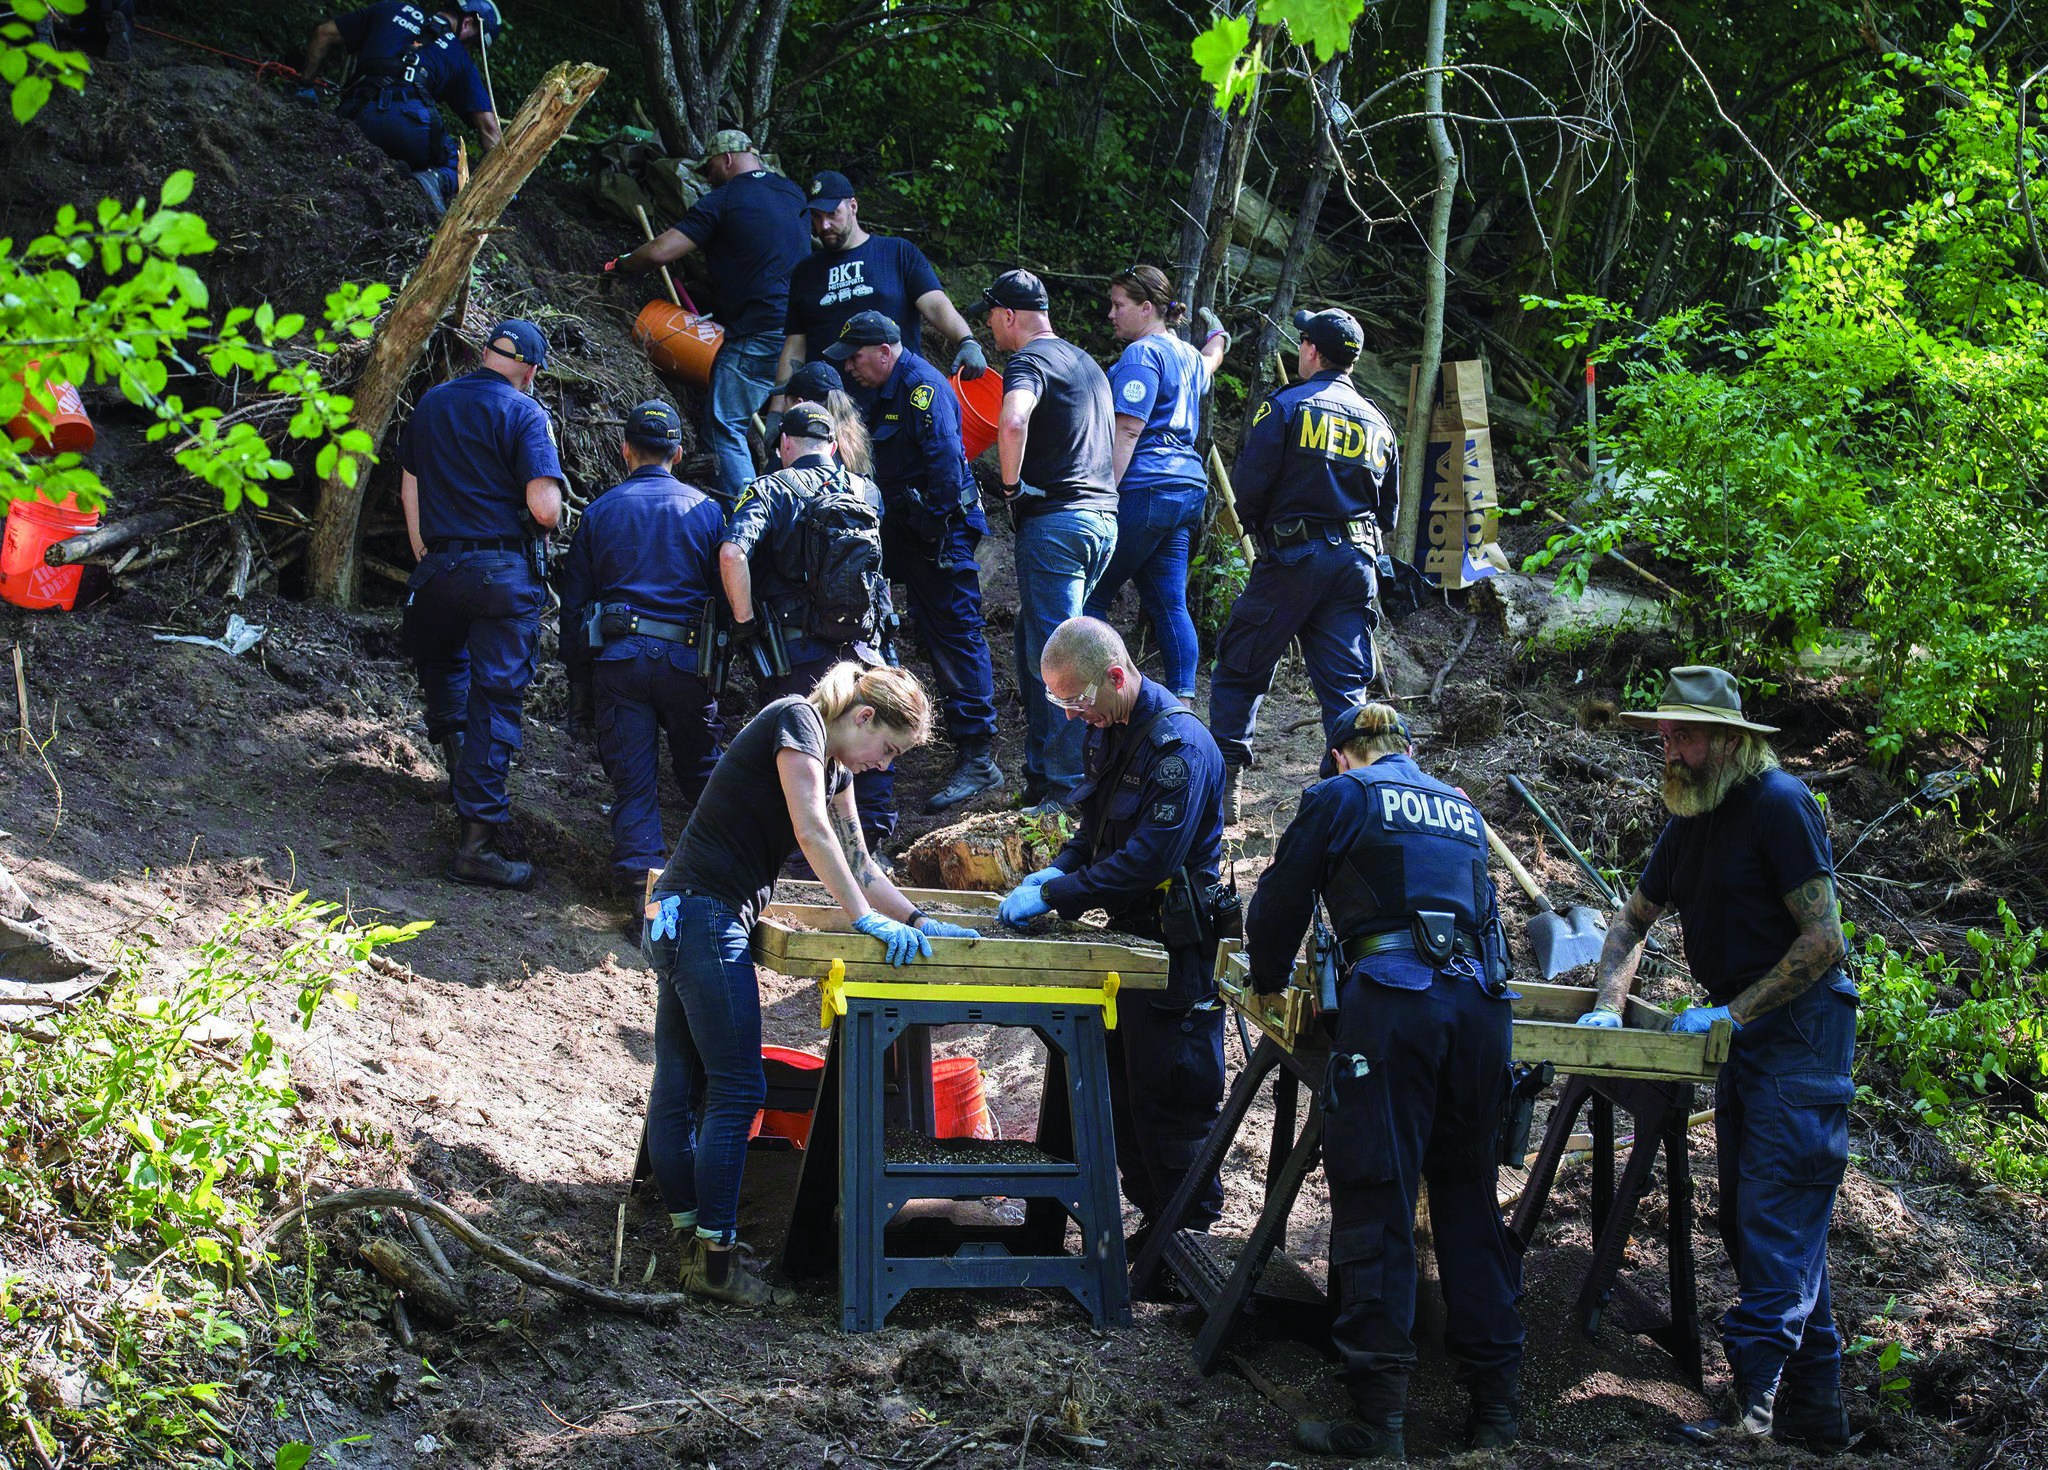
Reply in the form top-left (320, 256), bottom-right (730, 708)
top-left (785, 235), bottom-right (942, 359)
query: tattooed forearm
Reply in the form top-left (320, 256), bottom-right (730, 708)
top-left (1591, 887), bottom-right (1666, 1011)
top-left (830, 805), bottom-right (880, 888)
top-left (1729, 875), bottom-right (1846, 1026)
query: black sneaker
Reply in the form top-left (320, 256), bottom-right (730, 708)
top-left (1293, 1414), bottom-right (1404, 1461)
top-left (926, 748), bottom-right (1003, 813)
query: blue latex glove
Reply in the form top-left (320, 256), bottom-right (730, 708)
top-left (647, 894), bottom-right (680, 943)
top-left (1671, 1003), bottom-right (1740, 1035)
top-left (852, 911), bottom-right (932, 967)
top-left (916, 916), bottom-right (978, 940)
top-left (295, 87), bottom-right (321, 104)
top-left (1576, 1007), bottom-right (1624, 1029)
top-left (1018, 866), bottom-right (1062, 889)
top-left (998, 885), bottom-right (1051, 931)
top-left (950, 338), bottom-right (988, 379)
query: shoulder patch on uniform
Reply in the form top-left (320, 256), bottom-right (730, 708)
top-left (1252, 399), bottom-right (1273, 426)
top-left (1151, 799), bottom-right (1184, 824)
top-left (910, 384), bottom-right (933, 411)
top-left (1155, 754), bottom-right (1189, 790)
top-left (1120, 378), bottom-right (1147, 405)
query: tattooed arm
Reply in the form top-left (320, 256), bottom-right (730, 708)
top-left (827, 780), bottom-right (921, 923)
top-left (778, 750), bottom-right (874, 921)
top-left (1590, 886), bottom-right (1668, 1014)
top-left (1726, 874), bottom-right (1846, 1026)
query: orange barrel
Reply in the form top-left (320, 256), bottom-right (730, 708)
top-left (0, 493), bottom-right (100, 611)
top-left (951, 368), bottom-right (1003, 460)
top-left (633, 299), bottom-right (725, 390)
top-left (932, 1056), bottom-right (993, 1140)
top-left (6, 369), bottom-right (95, 456)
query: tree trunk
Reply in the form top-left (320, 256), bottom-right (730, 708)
top-left (631, 0), bottom-right (694, 154)
top-left (1192, 25), bottom-right (1275, 321)
top-left (306, 63), bottom-right (609, 607)
top-left (1392, 0), bottom-right (1459, 566)
top-left (1174, 100), bottom-right (1228, 307)
top-left (742, 0), bottom-right (796, 144)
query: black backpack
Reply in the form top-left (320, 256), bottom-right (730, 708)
top-left (797, 469), bottom-right (888, 644)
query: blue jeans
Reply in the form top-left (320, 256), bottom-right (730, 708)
top-left (705, 332), bottom-right (783, 504)
top-left (644, 893), bottom-right (763, 1243)
top-left (1084, 481), bottom-right (1205, 699)
top-left (1013, 506), bottom-right (1117, 802)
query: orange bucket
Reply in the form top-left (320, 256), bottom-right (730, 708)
top-left (951, 369), bottom-right (1003, 460)
top-left (6, 368), bottom-right (95, 456)
top-left (751, 1044), bottom-right (826, 1148)
top-left (0, 493), bottom-right (100, 611)
top-left (633, 299), bottom-right (725, 390)
top-left (933, 1056), bottom-right (993, 1140)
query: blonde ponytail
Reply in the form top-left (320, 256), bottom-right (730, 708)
top-left (1337, 702), bottom-right (1413, 761)
top-left (808, 662), bottom-right (933, 745)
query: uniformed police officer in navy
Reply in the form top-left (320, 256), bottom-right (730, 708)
top-left (1245, 702), bottom-right (1522, 1460)
top-left (558, 400), bottom-right (726, 922)
top-left (301, 0), bottom-right (503, 213)
top-left (829, 310), bottom-right (1003, 812)
top-left (996, 617), bottom-right (1228, 1243)
top-left (1210, 308), bottom-right (1399, 825)
top-left (400, 319), bottom-right (564, 891)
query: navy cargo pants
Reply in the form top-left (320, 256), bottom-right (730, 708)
top-left (881, 506), bottom-right (997, 746)
top-left (1324, 955), bottom-right (1523, 1415)
top-left (1716, 982), bottom-right (1856, 1397)
top-left (338, 87), bottom-right (459, 200)
top-left (1105, 929), bottom-right (1226, 1228)
top-left (592, 640), bottom-right (722, 890)
top-left (1208, 538), bottom-right (1376, 770)
top-left (764, 636), bottom-right (896, 852)
top-left (402, 549), bottom-right (543, 827)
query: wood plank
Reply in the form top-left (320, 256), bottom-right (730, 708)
top-left (1512, 1019), bottom-right (1720, 1084)
top-left (773, 881), bottom-right (1004, 913)
top-left (753, 918), bottom-right (1167, 975)
top-left (764, 903), bottom-right (1011, 935)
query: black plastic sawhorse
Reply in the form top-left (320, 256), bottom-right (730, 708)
top-left (1509, 1072), bottom-right (1705, 1386)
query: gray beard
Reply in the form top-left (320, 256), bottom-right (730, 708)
top-left (1663, 753), bottom-right (1745, 817)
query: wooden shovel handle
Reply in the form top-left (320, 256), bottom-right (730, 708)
top-left (633, 203), bottom-right (682, 308)
top-left (1484, 823), bottom-right (1554, 912)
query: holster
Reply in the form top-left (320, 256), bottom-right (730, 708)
top-left (1498, 1061), bottom-right (1554, 1167)
top-left (1410, 910), bottom-right (1459, 968)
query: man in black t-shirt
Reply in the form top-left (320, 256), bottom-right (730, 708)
top-left (1582, 667), bottom-right (1854, 1453)
top-left (981, 268), bottom-right (1120, 808)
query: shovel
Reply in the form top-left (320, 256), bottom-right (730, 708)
top-left (1485, 823), bottom-right (1608, 979)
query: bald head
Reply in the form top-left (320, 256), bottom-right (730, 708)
top-left (1042, 617), bottom-right (1128, 684)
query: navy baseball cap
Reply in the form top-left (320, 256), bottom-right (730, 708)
top-left (781, 403), bottom-right (834, 440)
top-left (822, 309), bottom-right (902, 361)
top-left (970, 268), bottom-right (1050, 316)
top-left (782, 360), bottom-right (843, 404)
top-left (1293, 307), bottom-right (1364, 364)
top-left (625, 399), bottom-right (682, 444)
top-left (485, 319), bottom-right (548, 369)
top-left (1321, 702), bottom-right (1413, 777)
top-left (804, 170), bottom-right (856, 212)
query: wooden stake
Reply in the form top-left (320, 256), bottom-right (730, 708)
top-left (12, 646), bottom-right (26, 755)
top-left (612, 1200), bottom-right (626, 1288)
top-left (1205, 446), bottom-right (1257, 565)
top-left (634, 203), bottom-right (682, 308)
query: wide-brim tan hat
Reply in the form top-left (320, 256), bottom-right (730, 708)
top-left (1617, 665), bottom-right (1779, 734)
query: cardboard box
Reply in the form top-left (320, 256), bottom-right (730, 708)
top-left (1413, 361), bottom-right (1508, 589)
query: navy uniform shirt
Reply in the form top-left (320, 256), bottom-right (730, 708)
top-left (401, 369), bottom-right (562, 541)
top-left (785, 235), bottom-right (942, 360)
top-left (722, 454), bottom-right (883, 613)
top-left (864, 349), bottom-right (981, 524)
top-left (674, 170), bottom-right (811, 338)
top-left (1041, 679), bottom-right (1224, 929)
top-left (558, 464), bottom-right (724, 660)
top-left (1234, 368), bottom-right (1399, 535)
top-left (332, 2), bottom-right (491, 114)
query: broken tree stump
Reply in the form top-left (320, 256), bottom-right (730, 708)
top-left (305, 60), bottom-right (608, 607)
top-left (43, 508), bottom-right (180, 567)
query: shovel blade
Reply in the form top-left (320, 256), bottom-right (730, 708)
top-left (1528, 905), bottom-right (1608, 980)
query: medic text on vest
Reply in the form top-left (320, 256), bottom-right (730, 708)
top-left (1379, 784), bottom-right (1482, 839)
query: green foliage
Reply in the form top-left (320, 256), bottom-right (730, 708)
top-left (1192, 13), bottom-right (1259, 112)
top-left (1844, 1298), bottom-right (1919, 1407)
top-left (1188, 533), bottom-right (1251, 639)
top-left (0, 0), bottom-right (89, 126)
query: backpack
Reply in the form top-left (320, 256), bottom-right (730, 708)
top-left (797, 469), bottom-right (888, 644)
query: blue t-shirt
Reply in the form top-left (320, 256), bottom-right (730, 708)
top-left (1108, 331), bottom-right (1210, 492)
top-left (557, 464), bottom-right (724, 647)
top-left (784, 235), bottom-right (943, 359)
top-left (400, 370), bottom-right (563, 541)
top-left (1639, 766), bottom-right (1858, 1006)
top-left (675, 170), bottom-right (811, 338)
top-left (334, 2), bottom-right (491, 115)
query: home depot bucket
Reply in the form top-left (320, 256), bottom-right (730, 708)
top-left (0, 494), bottom-right (100, 611)
top-left (951, 368), bottom-right (1003, 460)
top-left (633, 299), bottom-right (725, 390)
top-left (6, 369), bottom-right (95, 456)
top-left (751, 1044), bottom-right (826, 1148)
top-left (933, 1056), bottom-right (992, 1140)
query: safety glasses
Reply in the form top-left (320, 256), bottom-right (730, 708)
top-left (1045, 682), bottom-right (1098, 713)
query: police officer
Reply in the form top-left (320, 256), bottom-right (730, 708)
top-left (718, 404), bottom-right (898, 851)
top-left (558, 400), bottom-right (726, 919)
top-left (302, 1), bottom-right (503, 213)
top-left (399, 319), bottom-right (563, 891)
top-left (775, 360), bottom-right (872, 473)
top-left (1209, 308), bottom-right (1399, 826)
top-left (828, 310), bottom-right (1002, 812)
top-left (1244, 702), bottom-right (1522, 1460)
top-left (996, 617), bottom-right (1227, 1242)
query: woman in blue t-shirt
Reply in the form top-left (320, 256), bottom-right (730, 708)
top-left (1082, 265), bottom-right (1228, 702)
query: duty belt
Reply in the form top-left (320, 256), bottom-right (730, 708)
top-left (1341, 929), bottom-right (1484, 966)
top-left (1259, 518), bottom-right (1375, 554)
top-left (608, 609), bottom-right (702, 648)
top-left (426, 536), bottom-right (523, 553)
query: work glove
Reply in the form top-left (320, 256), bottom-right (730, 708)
top-left (853, 911), bottom-right (932, 967)
top-left (647, 894), bottom-right (681, 943)
top-left (1671, 1003), bottom-right (1740, 1035)
top-left (1576, 1007), bottom-right (1624, 1029)
top-left (728, 616), bottom-right (761, 648)
top-left (1001, 478), bottom-right (1044, 504)
top-left (1017, 865), bottom-right (1063, 890)
top-left (951, 338), bottom-right (989, 380)
top-left (1195, 307), bottom-right (1228, 351)
top-left (998, 884), bottom-right (1051, 931)
top-left (601, 253), bottom-right (630, 275)
top-left (915, 916), bottom-right (979, 940)
top-left (758, 407), bottom-right (784, 445)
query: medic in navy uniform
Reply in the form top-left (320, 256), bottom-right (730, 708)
top-left (1209, 308), bottom-right (1399, 826)
top-left (558, 400), bottom-right (726, 917)
top-left (996, 617), bottom-right (1228, 1242)
top-left (828, 310), bottom-right (1002, 813)
top-left (1245, 702), bottom-right (1522, 1462)
top-left (302, 1), bottom-right (503, 214)
top-left (400, 319), bottom-right (564, 891)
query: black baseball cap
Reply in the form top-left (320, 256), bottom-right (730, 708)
top-left (782, 360), bottom-right (843, 404)
top-left (804, 170), bottom-right (856, 212)
top-left (781, 403), bottom-right (834, 441)
top-left (970, 268), bottom-right (1050, 316)
top-left (1320, 702), bottom-right (1411, 780)
top-left (1293, 308), bottom-right (1364, 365)
top-left (624, 399), bottom-right (682, 444)
top-left (485, 319), bottom-right (548, 369)
top-left (822, 309), bottom-right (902, 361)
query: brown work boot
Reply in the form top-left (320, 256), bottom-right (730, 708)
top-left (681, 1245), bottom-right (793, 1309)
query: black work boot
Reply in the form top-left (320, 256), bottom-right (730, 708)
top-left (447, 819), bottom-right (535, 891)
top-left (1678, 1376), bottom-right (1774, 1445)
top-left (925, 739), bottom-right (1004, 813)
top-left (1293, 1411), bottom-right (1404, 1461)
top-left (1221, 765), bottom-right (1245, 824)
top-left (437, 732), bottom-right (465, 805)
top-left (1467, 1398), bottom-right (1519, 1450)
top-left (1773, 1371), bottom-right (1851, 1452)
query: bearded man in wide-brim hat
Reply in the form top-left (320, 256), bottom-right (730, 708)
top-left (1579, 666), bottom-right (1856, 1451)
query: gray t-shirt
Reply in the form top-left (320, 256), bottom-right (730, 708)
top-left (1003, 335), bottom-right (1117, 515)
top-left (658, 696), bottom-right (849, 926)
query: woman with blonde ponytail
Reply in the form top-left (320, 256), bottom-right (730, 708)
top-left (637, 661), bottom-right (971, 1308)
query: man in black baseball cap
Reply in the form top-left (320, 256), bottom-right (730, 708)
top-left (973, 267), bottom-right (1052, 315)
top-left (1293, 307), bottom-right (1365, 365)
top-left (821, 308), bottom-right (901, 361)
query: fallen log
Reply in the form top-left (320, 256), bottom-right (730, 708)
top-left (44, 509), bottom-right (180, 567)
top-left (360, 1238), bottom-right (467, 1326)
